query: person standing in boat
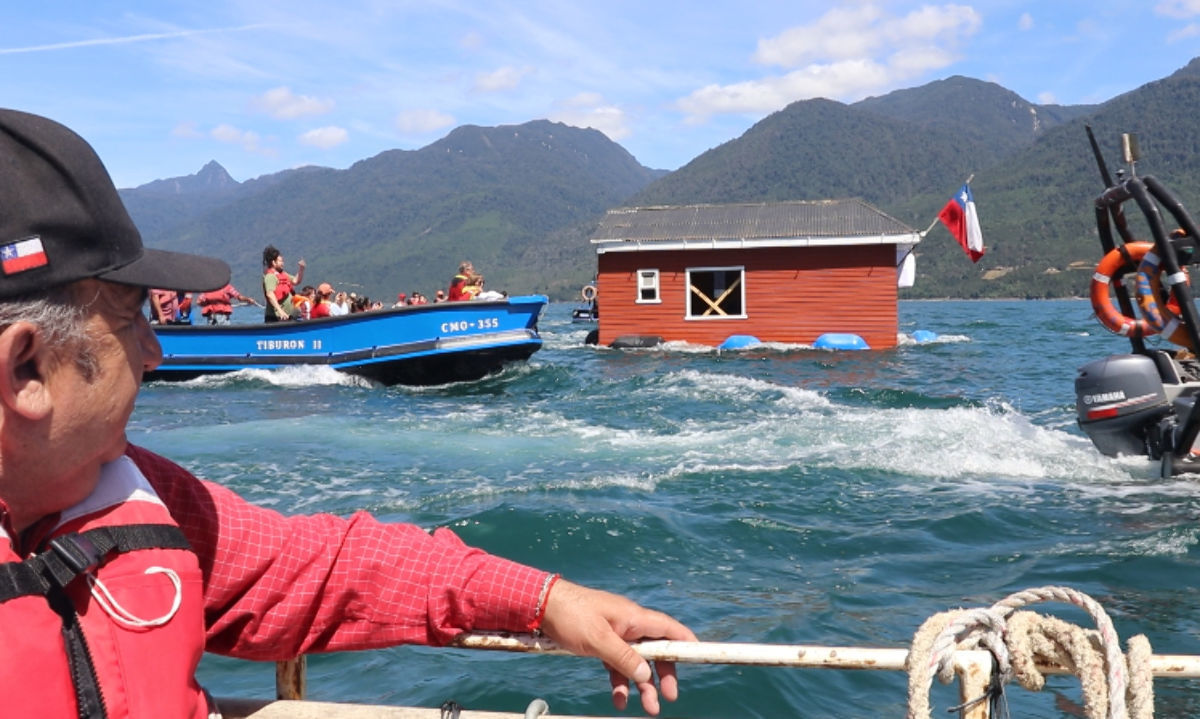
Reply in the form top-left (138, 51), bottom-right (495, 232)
top-left (447, 260), bottom-right (477, 301)
top-left (0, 109), bottom-right (694, 719)
top-left (148, 287), bottom-right (179, 324)
top-left (261, 244), bottom-right (305, 322)
top-left (198, 282), bottom-right (259, 325)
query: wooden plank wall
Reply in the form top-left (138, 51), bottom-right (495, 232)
top-left (595, 245), bottom-right (899, 348)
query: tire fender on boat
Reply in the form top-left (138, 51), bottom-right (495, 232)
top-left (1090, 242), bottom-right (1159, 339)
top-left (580, 284), bottom-right (597, 302)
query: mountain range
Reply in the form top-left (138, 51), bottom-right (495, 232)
top-left (119, 57), bottom-right (1200, 302)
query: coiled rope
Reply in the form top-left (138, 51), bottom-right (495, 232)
top-left (905, 586), bottom-right (1153, 719)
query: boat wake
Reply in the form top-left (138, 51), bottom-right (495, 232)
top-left (162, 365), bottom-right (375, 388)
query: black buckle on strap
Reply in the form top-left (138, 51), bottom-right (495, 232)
top-left (44, 533), bottom-right (106, 587)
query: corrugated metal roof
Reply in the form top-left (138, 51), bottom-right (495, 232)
top-left (590, 199), bottom-right (916, 242)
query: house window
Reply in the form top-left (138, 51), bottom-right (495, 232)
top-left (686, 266), bottom-right (745, 319)
top-left (636, 269), bottom-right (660, 303)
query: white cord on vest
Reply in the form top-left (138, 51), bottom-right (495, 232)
top-left (88, 566), bottom-right (182, 629)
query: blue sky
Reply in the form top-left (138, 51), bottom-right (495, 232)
top-left (5, 1), bottom-right (1200, 188)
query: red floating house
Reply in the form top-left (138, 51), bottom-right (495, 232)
top-left (587, 199), bottom-right (920, 350)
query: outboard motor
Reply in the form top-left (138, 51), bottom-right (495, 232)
top-left (1075, 354), bottom-right (1171, 456)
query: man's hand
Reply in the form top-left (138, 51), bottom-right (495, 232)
top-left (538, 579), bottom-right (696, 716)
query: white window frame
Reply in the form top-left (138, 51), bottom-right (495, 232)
top-left (685, 265), bottom-right (747, 320)
top-left (636, 269), bottom-right (661, 304)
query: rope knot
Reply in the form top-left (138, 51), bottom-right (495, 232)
top-left (906, 586), bottom-right (1154, 719)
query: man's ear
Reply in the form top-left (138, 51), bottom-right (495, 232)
top-left (0, 322), bottom-right (53, 420)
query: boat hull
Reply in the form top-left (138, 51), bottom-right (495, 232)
top-left (570, 303), bottom-right (597, 323)
top-left (145, 295), bottom-right (547, 386)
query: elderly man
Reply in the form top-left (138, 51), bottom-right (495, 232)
top-left (0, 109), bottom-right (695, 719)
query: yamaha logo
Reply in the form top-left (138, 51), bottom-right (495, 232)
top-left (1083, 390), bottom-right (1126, 405)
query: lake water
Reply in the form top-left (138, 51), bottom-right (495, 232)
top-left (128, 299), bottom-right (1200, 718)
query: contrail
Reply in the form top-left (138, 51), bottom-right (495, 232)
top-left (0, 24), bottom-right (268, 55)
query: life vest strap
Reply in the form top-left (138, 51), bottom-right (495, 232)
top-left (0, 524), bottom-right (190, 602)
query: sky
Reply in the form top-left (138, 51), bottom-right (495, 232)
top-left (5, 1), bottom-right (1200, 189)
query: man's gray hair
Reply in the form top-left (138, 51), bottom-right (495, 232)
top-left (0, 284), bottom-right (100, 380)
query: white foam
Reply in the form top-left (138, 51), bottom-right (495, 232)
top-left (896, 333), bottom-right (972, 346)
top-left (170, 366), bottom-right (373, 388)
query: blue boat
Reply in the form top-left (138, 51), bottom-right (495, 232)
top-left (145, 295), bottom-right (547, 386)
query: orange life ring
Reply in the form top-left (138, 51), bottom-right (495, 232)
top-left (1091, 242), bottom-right (1192, 346)
top-left (1091, 242), bottom-right (1156, 338)
top-left (581, 284), bottom-right (597, 302)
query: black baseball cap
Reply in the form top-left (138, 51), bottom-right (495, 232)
top-left (0, 108), bottom-right (229, 298)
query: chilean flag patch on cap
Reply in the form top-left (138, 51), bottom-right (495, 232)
top-left (1, 236), bottom-right (48, 275)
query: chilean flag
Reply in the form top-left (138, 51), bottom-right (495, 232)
top-left (1, 237), bottom-right (48, 275)
top-left (938, 183), bottom-right (985, 262)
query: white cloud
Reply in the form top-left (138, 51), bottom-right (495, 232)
top-left (1037, 91), bottom-right (1057, 104)
top-left (252, 86), bottom-right (334, 119)
top-left (886, 46), bottom-right (956, 76)
top-left (395, 109), bottom-right (456, 134)
top-left (0, 24), bottom-right (266, 55)
top-left (171, 121), bottom-right (203, 139)
top-left (679, 60), bottom-right (890, 118)
top-left (1156, 0), bottom-right (1200, 18)
top-left (474, 65), bottom-right (530, 92)
top-left (682, 3), bottom-right (981, 121)
top-left (210, 123), bottom-right (275, 156)
top-left (299, 126), bottom-right (349, 148)
top-left (1168, 23), bottom-right (1200, 41)
top-left (753, 5), bottom-right (883, 66)
top-left (549, 93), bottom-right (630, 140)
top-left (1018, 13), bottom-right (1034, 31)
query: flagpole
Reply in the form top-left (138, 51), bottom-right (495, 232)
top-left (920, 216), bottom-right (939, 237)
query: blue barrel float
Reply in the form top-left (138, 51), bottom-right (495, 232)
top-left (911, 329), bottom-right (939, 343)
top-left (813, 333), bottom-right (870, 350)
top-left (718, 334), bottom-right (762, 350)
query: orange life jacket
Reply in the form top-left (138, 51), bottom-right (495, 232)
top-left (0, 457), bottom-right (209, 718)
top-left (269, 269), bottom-right (294, 303)
top-left (198, 286), bottom-right (233, 316)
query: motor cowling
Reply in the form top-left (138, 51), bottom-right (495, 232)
top-left (1075, 354), bottom-right (1171, 457)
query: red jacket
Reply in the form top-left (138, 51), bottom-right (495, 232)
top-left (0, 445), bottom-right (551, 717)
top-left (198, 284), bottom-right (243, 316)
top-left (448, 273), bottom-right (471, 301)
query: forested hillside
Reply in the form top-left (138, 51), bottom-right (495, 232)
top-left (121, 59), bottom-right (1200, 301)
top-left (123, 121), bottom-right (660, 302)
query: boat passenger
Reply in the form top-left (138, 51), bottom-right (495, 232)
top-left (448, 261), bottom-right (476, 301)
top-left (310, 282), bottom-right (335, 319)
top-left (149, 287), bottom-right (179, 324)
top-left (177, 291), bottom-right (193, 323)
top-left (293, 285), bottom-right (315, 320)
top-left (475, 278), bottom-right (506, 302)
top-left (330, 290), bottom-right (351, 316)
top-left (0, 108), bottom-right (693, 719)
top-left (262, 244), bottom-right (306, 322)
top-left (434, 289), bottom-right (447, 303)
top-left (198, 282), bottom-right (259, 325)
